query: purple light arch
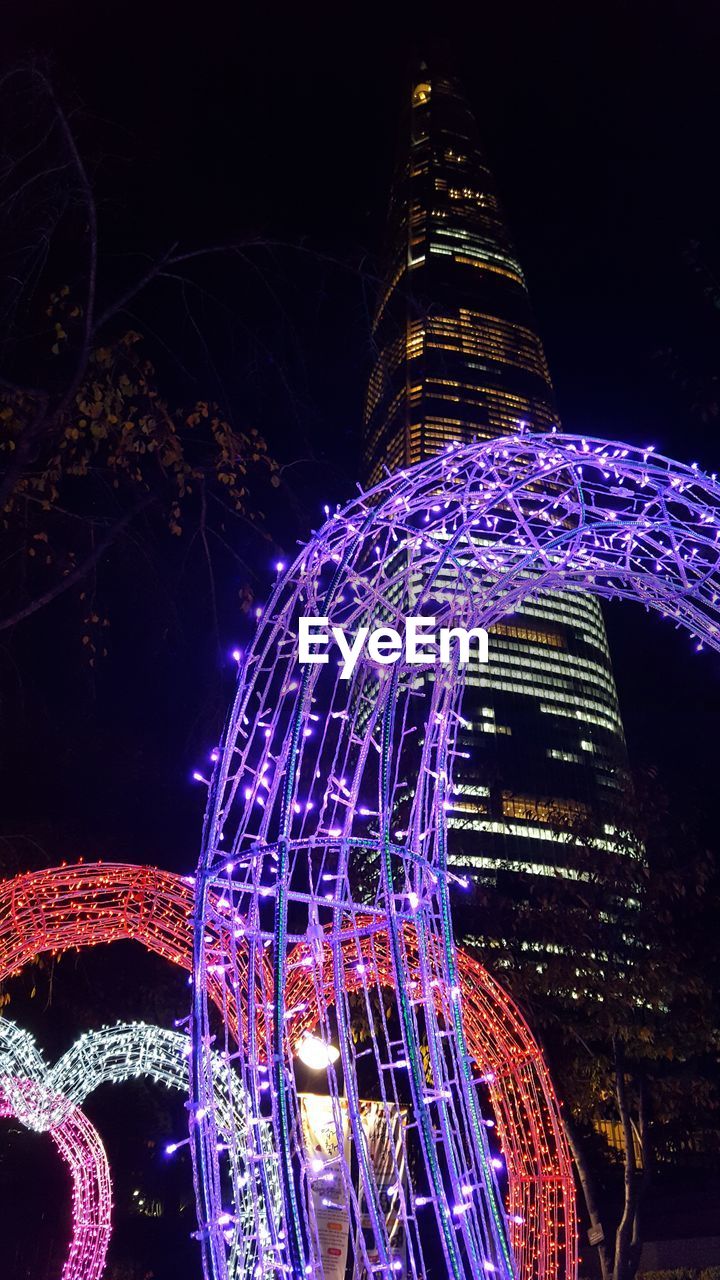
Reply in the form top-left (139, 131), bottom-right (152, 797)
top-left (191, 432), bottom-right (720, 1280)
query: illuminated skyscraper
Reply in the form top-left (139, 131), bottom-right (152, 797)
top-left (364, 67), bottom-right (628, 919)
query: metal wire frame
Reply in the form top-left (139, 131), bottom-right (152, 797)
top-left (191, 431), bottom-right (720, 1280)
top-left (0, 1078), bottom-right (112, 1280)
top-left (0, 1017), bottom-right (281, 1279)
top-left (0, 861), bottom-right (574, 1280)
top-left (284, 927), bottom-right (573, 1280)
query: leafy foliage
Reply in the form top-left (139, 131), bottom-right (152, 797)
top-left (1, 306), bottom-right (278, 647)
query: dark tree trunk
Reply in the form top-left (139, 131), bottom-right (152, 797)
top-left (562, 1110), bottom-right (613, 1280)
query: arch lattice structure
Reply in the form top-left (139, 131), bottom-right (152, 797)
top-left (0, 1017), bottom-right (280, 1279)
top-left (192, 431), bottom-right (720, 1280)
top-left (0, 861), bottom-right (573, 1280)
top-left (286, 926), bottom-right (572, 1280)
top-left (0, 1078), bottom-right (112, 1280)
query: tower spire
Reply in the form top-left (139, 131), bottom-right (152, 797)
top-left (364, 67), bottom-right (557, 486)
top-left (363, 64), bottom-right (629, 943)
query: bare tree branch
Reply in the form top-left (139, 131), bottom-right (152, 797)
top-left (43, 78), bottom-right (98, 418)
top-left (0, 495), bottom-right (155, 633)
top-left (94, 243), bottom-right (179, 331)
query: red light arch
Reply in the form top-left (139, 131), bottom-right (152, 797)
top-left (0, 861), bottom-right (575, 1280)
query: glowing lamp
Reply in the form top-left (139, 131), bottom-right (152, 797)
top-left (294, 1035), bottom-right (340, 1070)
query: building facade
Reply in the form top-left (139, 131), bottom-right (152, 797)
top-left (363, 68), bottom-right (629, 926)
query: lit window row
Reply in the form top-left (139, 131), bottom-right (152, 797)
top-left (538, 701), bottom-right (620, 734)
top-left (403, 569), bottom-right (612, 670)
top-left (423, 310), bottom-right (551, 382)
top-left (446, 822), bottom-right (619, 854)
top-left (491, 621), bottom-right (565, 648)
top-left (458, 643), bottom-right (619, 703)
top-left (427, 377), bottom-right (548, 415)
top-left (486, 646), bottom-right (620, 700)
top-left (448, 851), bottom-right (587, 880)
top-left (447, 187), bottom-right (498, 209)
top-left (429, 243), bottom-right (525, 287)
top-left (463, 672), bottom-right (624, 733)
top-left (501, 792), bottom-right (589, 824)
top-left (513, 596), bottom-right (611, 652)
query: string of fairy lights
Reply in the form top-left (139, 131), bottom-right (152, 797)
top-left (0, 1017), bottom-right (281, 1280)
top-left (191, 431), bottom-right (720, 1280)
top-left (0, 860), bottom-right (574, 1280)
top-left (0, 1077), bottom-right (112, 1280)
top-left (3, 432), bottom-right (720, 1280)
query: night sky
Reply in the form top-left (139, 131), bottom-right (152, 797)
top-left (1, 3), bottom-right (720, 1274)
top-left (0, 9), bottom-right (717, 844)
top-left (1, 0), bottom-right (719, 847)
